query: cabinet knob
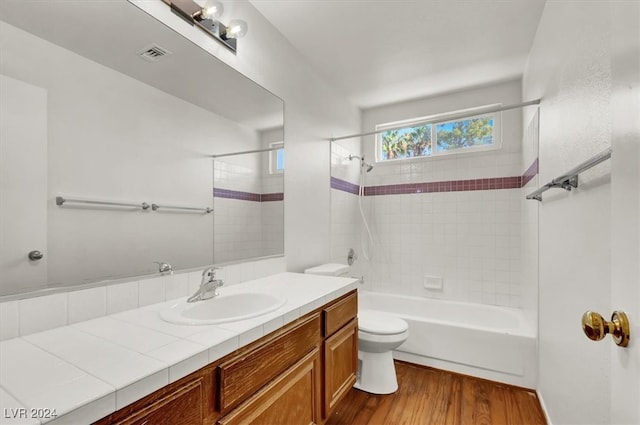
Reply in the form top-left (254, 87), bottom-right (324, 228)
top-left (28, 250), bottom-right (44, 261)
top-left (581, 310), bottom-right (630, 347)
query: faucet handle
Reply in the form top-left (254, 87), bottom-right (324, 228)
top-left (202, 266), bottom-right (220, 280)
top-left (154, 261), bottom-right (173, 274)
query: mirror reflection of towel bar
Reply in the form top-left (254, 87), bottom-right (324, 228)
top-left (56, 196), bottom-right (212, 213)
top-left (151, 203), bottom-right (213, 214)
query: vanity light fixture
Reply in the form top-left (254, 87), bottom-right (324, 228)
top-left (164, 0), bottom-right (248, 53)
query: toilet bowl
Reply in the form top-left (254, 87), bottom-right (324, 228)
top-left (303, 263), bottom-right (409, 395)
top-left (355, 309), bottom-right (408, 394)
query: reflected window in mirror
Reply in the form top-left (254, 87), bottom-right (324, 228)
top-left (269, 142), bottom-right (285, 174)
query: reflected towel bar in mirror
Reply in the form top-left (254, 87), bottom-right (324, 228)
top-left (151, 203), bottom-right (213, 214)
top-left (56, 196), bottom-right (212, 213)
top-left (56, 196), bottom-right (150, 210)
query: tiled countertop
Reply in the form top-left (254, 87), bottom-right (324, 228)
top-left (0, 273), bottom-right (359, 424)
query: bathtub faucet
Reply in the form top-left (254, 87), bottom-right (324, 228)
top-left (187, 267), bottom-right (224, 303)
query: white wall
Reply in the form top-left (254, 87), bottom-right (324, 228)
top-left (520, 110), bottom-right (539, 318)
top-left (132, 0), bottom-right (361, 273)
top-left (354, 80), bottom-right (525, 307)
top-left (0, 75), bottom-right (48, 295)
top-left (523, 2), bottom-right (614, 424)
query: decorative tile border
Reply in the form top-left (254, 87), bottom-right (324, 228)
top-left (213, 188), bottom-right (284, 202)
top-left (331, 158), bottom-right (540, 196)
top-left (261, 193), bottom-right (284, 202)
top-left (364, 177), bottom-right (522, 196)
top-left (521, 158), bottom-right (538, 187)
top-left (330, 177), bottom-right (360, 195)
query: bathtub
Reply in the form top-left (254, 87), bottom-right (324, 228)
top-left (359, 291), bottom-right (537, 388)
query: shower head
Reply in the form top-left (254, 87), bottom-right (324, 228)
top-left (348, 154), bottom-right (374, 172)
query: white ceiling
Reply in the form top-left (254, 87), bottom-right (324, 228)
top-left (250, 0), bottom-right (546, 109)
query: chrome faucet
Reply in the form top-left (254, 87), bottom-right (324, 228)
top-left (154, 261), bottom-right (173, 274)
top-left (187, 266), bottom-right (224, 303)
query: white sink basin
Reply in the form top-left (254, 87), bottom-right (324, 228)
top-left (160, 292), bottom-right (286, 325)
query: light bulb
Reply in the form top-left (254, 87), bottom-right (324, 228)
top-left (201, 0), bottom-right (223, 19)
top-left (225, 19), bottom-right (248, 39)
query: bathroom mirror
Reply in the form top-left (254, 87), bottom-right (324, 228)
top-left (0, 0), bottom-right (284, 297)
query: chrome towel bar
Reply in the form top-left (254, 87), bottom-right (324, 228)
top-left (526, 147), bottom-right (612, 202)
top-left (56, 196), bottom-right (212, 213)
top-left (151, 203), bottom-right (213, 214)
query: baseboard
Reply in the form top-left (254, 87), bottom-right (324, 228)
top-left (536, 389), bottom-right (553, 425)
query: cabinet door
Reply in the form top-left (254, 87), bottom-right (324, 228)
top-left (323, 319), bottom-right (358, 417)
top-left (218, 348), bottom-right (321, 425)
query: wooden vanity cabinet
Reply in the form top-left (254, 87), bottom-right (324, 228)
top-left (321, 292), bottom-right (358, 418)
top-left (93, 290), bottom-right (357, 425)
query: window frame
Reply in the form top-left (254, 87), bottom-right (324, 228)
top-left (374, 107), bottom-right (502, 163)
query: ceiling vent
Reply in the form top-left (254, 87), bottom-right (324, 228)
top-left (137, 44), bottom-right (172, 62)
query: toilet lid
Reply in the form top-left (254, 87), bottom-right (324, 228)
top-left (358, 310), bottom-right (408, 335)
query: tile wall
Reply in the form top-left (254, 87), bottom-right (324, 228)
top-left (330, 80), bottom-right (535, 308)
top-left (330, 142), bottom-right (362, 274)
top-left (361, 188), bottom-right (522, 307)
top-left (330, 149), bottom-right (525, 307)
top-left (0, 256), bottom-right (287, 341)
top-left (213, 154), bottom-right (284, 263)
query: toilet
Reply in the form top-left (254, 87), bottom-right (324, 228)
top-left (304, 263), bottom-right (409, 394)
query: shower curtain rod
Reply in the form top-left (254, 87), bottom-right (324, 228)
top-left (328, 98), bottom-right (541, 142)
top-left (210, 146), bottom-right (282, 158)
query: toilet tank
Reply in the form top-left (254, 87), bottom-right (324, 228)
top-left (303, 263), bottom-right (350, 277)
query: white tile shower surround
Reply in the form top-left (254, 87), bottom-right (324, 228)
top-left (213, 156), bottom-right (284, 263)
top-left (0, 272), bottom-right (358, 424)
top-left (330, 185), bottom-right (522, 308)
top-left (363, 189), bottom-right (522, 307)
top-left (214, 197), bottom-right (264, 262)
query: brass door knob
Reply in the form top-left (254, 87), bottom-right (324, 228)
top-left (581, 310), bottom-right (630, 347)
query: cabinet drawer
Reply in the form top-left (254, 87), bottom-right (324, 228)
top-left (324, 291), bottom-right (357, 337)
top-left (111, 378), bottom-right (204, 425)
top-left (218, 312), bottom-right (322, 413)
top-left (218, 348), bottom-right (321, 425)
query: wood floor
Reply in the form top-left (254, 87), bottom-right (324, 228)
top-left (326, 361), bottom-right (547, 425)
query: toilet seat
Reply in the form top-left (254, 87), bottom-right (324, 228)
top-left (359, 328), bottom-right (409, 344)
top-left (358, 310), bottom-right (408, 335)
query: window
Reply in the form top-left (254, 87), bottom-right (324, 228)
top-left (376, 108), bottom-right (499, 162)
top-left (269, 142), bottom-right (284, 174)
